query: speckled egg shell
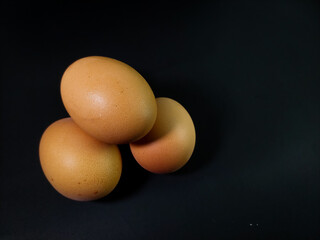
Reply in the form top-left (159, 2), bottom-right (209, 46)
top-left (39, 118), bottom-right (122, 201)
top-left (60, 56), bottom-right (157, 144)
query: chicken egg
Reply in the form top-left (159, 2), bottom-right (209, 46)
top-left (39, 118), bottom-right (122, 201)
top-left (60, 56), bottom-right (157, 144)
top-left (130, 97), bottom-right (196, 174)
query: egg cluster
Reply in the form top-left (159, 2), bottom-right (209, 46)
top-left (39, 56), bottom-right (196, 201)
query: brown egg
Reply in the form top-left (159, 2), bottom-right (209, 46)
top-left (60, 56), bottom-right (157, 144)
top-left (130, 97), bottom-right (196, 174)
top-left (39, 118), bottom-right (122, 201)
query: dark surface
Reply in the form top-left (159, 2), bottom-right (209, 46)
top-left (1, 1), bottom-right (320, 239)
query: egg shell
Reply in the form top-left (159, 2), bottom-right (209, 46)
top-left (60, 56), bottom-right (157, 144)
top-left (39, 118), bottom-right (122, 201)
top-left (130, 97), bottom-right (196, 174)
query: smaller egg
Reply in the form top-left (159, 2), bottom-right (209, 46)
top-left (39, 118), bottom-right (122, 201)
top-left (130, 97), bottom-right (196, 174)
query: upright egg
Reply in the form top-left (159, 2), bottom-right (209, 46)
top-left (60, 56), bottom-right (157, 144)
top-left (130, 97), bottom-right (196, 174)
top-left (39, 118), bottom-right (122, 201)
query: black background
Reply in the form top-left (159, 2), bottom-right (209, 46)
top-left (1, 1), bottom-right (320, 239)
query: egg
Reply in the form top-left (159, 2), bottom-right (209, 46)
top-left (60, 56), bottom-right (157, 144)
top-left (39, 118), bottom-right (122, 201)
top-left (130, 97), bottom-right (196, 174)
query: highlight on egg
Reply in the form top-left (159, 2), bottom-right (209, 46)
top-left (130, 97), bottom-right (196, 174)
top-left (60, 56), bottom-right (157, 144)
top-left (39, 118), bottom-right (122, 201)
